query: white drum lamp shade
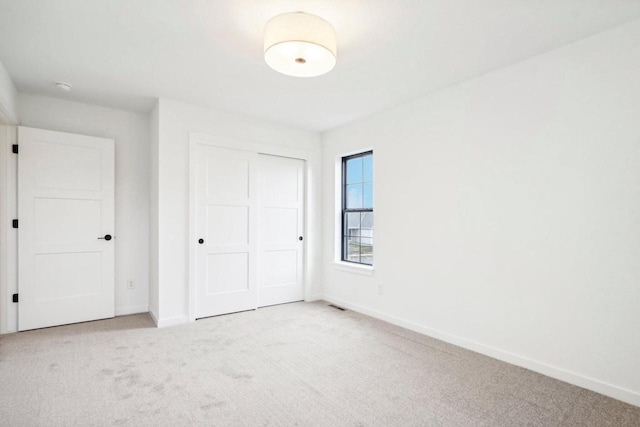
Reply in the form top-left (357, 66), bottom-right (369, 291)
top-left (264, 12), bottom-right (337, 77)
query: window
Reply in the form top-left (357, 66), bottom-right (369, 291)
top-left (342, 151), bottom-right (373, 265)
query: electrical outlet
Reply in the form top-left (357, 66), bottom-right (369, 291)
top-left (378, 283), bottom-right (384, 295)
top-left (127, 280), bottom-right (135, 290)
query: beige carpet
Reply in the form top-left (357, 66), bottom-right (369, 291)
top-left (0, 301), bottom-right (638, 426)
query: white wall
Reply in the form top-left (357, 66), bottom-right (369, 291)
top-left (153, 99), bottom-right (322, 325)
top-left (0, 59), bottom-right (17, 124)
top-left (17, 94), bottom-right (150, 318)
top-left (321, 20), bottom-right (640, 406)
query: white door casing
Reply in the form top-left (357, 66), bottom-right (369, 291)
top-left (194, 144), bottom-right (258, 318)
top-left (258, 154), bottom-right (305, 307)
top-left (18, 127), bottom-right (115, 331)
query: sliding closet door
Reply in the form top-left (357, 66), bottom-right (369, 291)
top-left (194, 145), bottom-right (258, 318)
top-left (258, 154), bottom-right (305, 307)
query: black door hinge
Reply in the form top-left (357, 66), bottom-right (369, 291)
top-left (12, 144), bottom-right (18, 154)
top-left (12, 293), bottom-right (18, 303)
top-left (12, 219), bottom-right (18, 229)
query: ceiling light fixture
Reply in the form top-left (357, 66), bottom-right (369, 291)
top-left (264, 12), bottom-right (337, 78)
top-left (54, 82), bottom-right (72, 91)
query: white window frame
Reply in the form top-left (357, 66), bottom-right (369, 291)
top-left (333, 148), bottom-right (374, 276)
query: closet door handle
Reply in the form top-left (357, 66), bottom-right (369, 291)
top-left (198, 238), bottom-right (204, 244)
top-left (98, 234), bottom-right (112, 241)
top-left (299, 236), bottom-right (303, 241)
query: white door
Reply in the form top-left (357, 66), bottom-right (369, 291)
top-left (194, 145), bottom-right (258, 318)
top-left (258, 154), bottom-right (305, 307)
top-left (18, 127), bottom-right (115, 331)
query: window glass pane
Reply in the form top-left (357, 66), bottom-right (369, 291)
top-left (360, 212), bottom-right (373, 237)
top-left (346, 237), bottom-right (361, 263)
top-left (346, 184), bottom-right (363, 209)
top-left (346, 157), bottom-right (363, 184)
top-left (363, 182), bottom-right (373, 208)
top-left (360, 237), bottom-right (373, 265)
top-left (363, 155), bottom-right (373, 182)
top-left (345, 212), bottom-right (361, 239)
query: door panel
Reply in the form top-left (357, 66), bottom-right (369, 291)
top-left (206, 253), bottom-right (250, 294)
top-left (263, 250), bottom-right (298, 286)
top-left (34, 252), bottom-right (102, 299)
top-left (18, 127), bottom-right (115, 331)
top-left (195, 145), bottom-right (258, 318)
top-left (264, 207), bottom-right (298, 243)
top-left (33, 142), bottom-right (103, 191)
top-left (34, 198), bottom-right (101, 245)
top-left (258, 154), bottom-right (305, 307)
top-left (206, 205), bottom-right (249, 245)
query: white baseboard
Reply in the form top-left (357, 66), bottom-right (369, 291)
top-left (306, 293), bottom-right (324, 302)
top-left (148, 307), bottom-right (159, 326)
top-left (155, 314), bottom-right (189, 328)
top-left (322, 295), bottom-right (640, 408)
top-left (115, 305), bottom-right (148, 316)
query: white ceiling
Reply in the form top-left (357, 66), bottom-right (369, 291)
top-left (1, 1), bottom-right (640, 132)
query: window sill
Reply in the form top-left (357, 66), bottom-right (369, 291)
top-left (333, 261), bottom-right (374, 276)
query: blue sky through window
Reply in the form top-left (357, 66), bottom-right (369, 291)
top-left (363, 182), bottom-right (373, 208)
top-left (346, 157), bottom-right (363, 184)
top-left (347, 184), bottom-right (363, 208)
top-left (346, 154), bottom-right (373, 208)
top-left (363, 155), bottom-right (373, 182)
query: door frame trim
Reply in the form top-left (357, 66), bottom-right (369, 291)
top-left (0, 125), bottom-right (18, 333)
top-left (188, 132), bottom-right (318, 322)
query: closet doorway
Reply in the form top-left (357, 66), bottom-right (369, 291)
top-left (191, 141), bottom-right (305, 319)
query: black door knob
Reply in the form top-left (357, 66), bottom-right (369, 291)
top-left (98, 234), bottom-right (112, 241)
top-left (299, 236), bottom-right (303, 241)
top-left (198, 238), bottom-right (204, 244)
